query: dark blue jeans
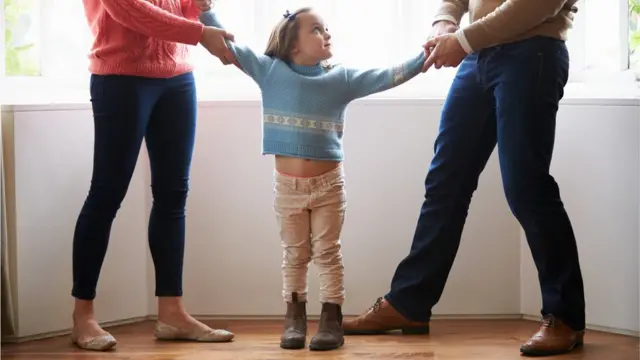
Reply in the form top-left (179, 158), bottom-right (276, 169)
top-left (72, 72), bottom-right (197, 300)
top-left (385, 36), bottom-right (586, 331)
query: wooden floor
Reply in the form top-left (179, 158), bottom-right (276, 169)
top-left (2, 319), bottom-right (638, 359)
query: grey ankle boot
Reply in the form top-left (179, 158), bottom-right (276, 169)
top-left (309, 302), bottom-right (344, 351)
top-left (280, 292), bottom-right (307, 349)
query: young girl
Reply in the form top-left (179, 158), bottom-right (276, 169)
top-left (200, 6), bottom-right (425, 351)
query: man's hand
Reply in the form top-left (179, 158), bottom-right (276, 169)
top-left (422, 33), bottom-right (467, 72)
top-left (194, 0), bottom-right (212, 11)
top-left (422, 20), bottom-right (458, 72)
top-left (199, 26), bottom-right (239, 67)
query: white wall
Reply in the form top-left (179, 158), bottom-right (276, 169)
top-left (3, 96), bottom-right (639, 338)
top-left (4, 107), bottom-right (149, 337)
top-left (180, 101), bottom-right (520, 318)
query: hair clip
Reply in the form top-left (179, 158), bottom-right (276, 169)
top-left (283, 10), bottom-right (296, 21)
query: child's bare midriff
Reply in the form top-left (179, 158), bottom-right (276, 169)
top-left (275, 155), bottom-right (341, 177)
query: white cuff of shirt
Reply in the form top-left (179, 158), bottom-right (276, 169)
top-left (432, 15), bottom-right (459, 26)
top-left (455, 28), bottom-right (474, 54)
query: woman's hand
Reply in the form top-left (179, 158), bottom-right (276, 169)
top-left (199, 26), bottom-right (239, 66)
top-left (194, 0), bottom-right (212, 11)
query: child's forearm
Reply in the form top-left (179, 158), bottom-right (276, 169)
top-left (388, 52), bottom-right (426, 89)
top-left (198, 9), bottom-right (274, 86)
top-left (346, 51), bottom-right (426, 99)
top-left (199, 8), bottom-right (225, 29)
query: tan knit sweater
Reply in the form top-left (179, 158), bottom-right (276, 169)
top-left (434, 0), bottom-right (578, 52)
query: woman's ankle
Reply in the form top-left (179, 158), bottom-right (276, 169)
top-left (157, 296), bottom-right (188, 318)
top-left (73, 299), bottom-right (96, 322)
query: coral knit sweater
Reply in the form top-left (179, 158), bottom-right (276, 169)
top-left (82, 0), bottom-right (205, 78)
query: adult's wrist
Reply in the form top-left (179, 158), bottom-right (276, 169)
top-left (179, 21), bottom-right (204, 46)
top-left (198, 26), bottom-right (209, 44)
top-left (454, 28), bottom-right (473, 54)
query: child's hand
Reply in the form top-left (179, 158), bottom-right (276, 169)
top-left (194, 0), bottom-right (212, 12)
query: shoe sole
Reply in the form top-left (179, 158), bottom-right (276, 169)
top-left (343, 326), bottom-right (430, 336)
top-left (520, 339), bottom-right (583, 356)
top-left (155, 335), bottom-right (234, 343)
top-left (71, 339), bottom-right (117, 352)
top-left (309, 338), bottom-right (345, 351)
top-left (280, 340), bottom-right (306, 350)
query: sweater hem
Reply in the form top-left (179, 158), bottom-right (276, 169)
top-left (463, 22), bottom-right (569, 53)
top-left (263, 141), bottom-right (343, 162)
top-left (88, 62), bottom-right (195, 79)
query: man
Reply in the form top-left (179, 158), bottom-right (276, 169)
top-left (342, 0), bottom-right (586, 356)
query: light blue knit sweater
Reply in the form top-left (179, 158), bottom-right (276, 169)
top-left (200, 10), bottom-right (425, 161)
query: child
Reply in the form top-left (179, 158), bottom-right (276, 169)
top-left (199, 7), bottom-right (425, 351)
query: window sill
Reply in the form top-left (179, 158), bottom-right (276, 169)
top-left (2, 70), bottom-right (639, 112)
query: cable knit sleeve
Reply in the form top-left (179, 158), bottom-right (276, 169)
top-left (99, 0), bottom-right (204, 45)
top-left (180, 0), bottom-right (200, 21)
top-left (345, 51), bottom-right (425, 100)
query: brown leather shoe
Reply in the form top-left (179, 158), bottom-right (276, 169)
top-left (520, 315), bottom-right (584, 356)
top-left (342, 297), bottom-right (429, 335)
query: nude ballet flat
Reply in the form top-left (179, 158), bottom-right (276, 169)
top-left (154, 321), bottom-right (235, 342)
top-left (71, 330), bottom-right (117, 351)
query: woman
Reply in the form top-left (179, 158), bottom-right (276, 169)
top-left (72, 0), bottom-right (236, 351)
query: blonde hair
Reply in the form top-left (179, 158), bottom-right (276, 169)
top-left (264, 7), bottom-right (332, 69)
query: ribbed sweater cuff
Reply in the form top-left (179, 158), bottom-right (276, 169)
top-left (182, 22), bottom-right (204, 46)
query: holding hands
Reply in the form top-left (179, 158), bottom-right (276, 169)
top-left (199, 27), bottom-right (237, 65)
top-left (194, 0), bottom-right (212, 11)
top-left (195, 0), bottom-right (239, 67)
top-left (421, 20), bottom-right (468, 73)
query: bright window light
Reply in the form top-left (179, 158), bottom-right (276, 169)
top-left (0, 0), bottom-right (636, 101)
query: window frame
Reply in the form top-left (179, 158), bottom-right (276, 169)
top-left (0, 0), bottom-right (5, 78)
top-left (618, 0), bottom-right (631, 70)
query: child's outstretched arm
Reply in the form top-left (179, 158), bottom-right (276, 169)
top-left (345, 51), bottom-right (426, 100)
top-left (199, 10), bottom-right (274, 86)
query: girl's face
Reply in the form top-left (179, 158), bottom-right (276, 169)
top-left (290, 11), bottom-right (332, 65)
